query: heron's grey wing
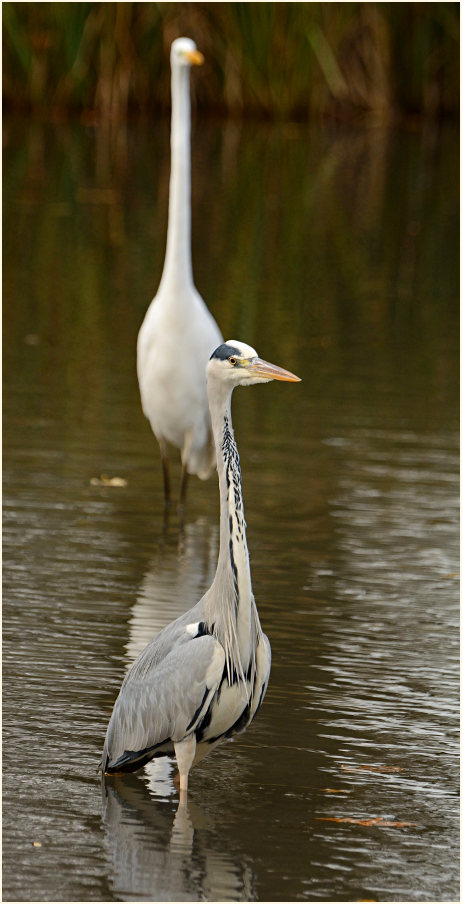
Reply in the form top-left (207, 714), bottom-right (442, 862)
top-left (102, 633), bottom-right (225, 771)
top-left (250, 632), bottom-right (271, 721)
top-left (218, 630), bottom-right (271, 740)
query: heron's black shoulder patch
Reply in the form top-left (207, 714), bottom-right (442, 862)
top-left (195, 621), bottom-right (210, 637)
top-left (210, 343), bottom-right (240, 361)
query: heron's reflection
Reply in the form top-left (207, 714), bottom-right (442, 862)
top-left (102, 770), bottom-right (256, 901)
top-left (125, 517), bottom-right (218, 664)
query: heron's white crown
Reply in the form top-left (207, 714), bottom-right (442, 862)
top-left (225, 339), bottom-right (258, 359)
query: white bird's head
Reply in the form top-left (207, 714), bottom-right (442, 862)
top-left (208, 340), bottom-right (301, 387)
top-left (171, 37), bottom-right (204, 68)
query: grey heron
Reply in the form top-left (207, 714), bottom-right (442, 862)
top-left (137, 38), bottom-right (223, 505)
top-left (101, 340), bottom-right (300, 792)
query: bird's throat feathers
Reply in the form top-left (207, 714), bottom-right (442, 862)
top-left (221, 415), bottom-right (246, 557)
top-left (205, 409), bottom-right (262, 685)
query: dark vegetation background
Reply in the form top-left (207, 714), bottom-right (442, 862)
top-left (2, 2), bottom-right (460, 122)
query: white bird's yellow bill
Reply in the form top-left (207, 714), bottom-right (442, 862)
top-left (185, 50), bottom-right (204, 66)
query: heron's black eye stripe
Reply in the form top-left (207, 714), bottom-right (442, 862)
top-left (210, 343), bottom-right (240, 361)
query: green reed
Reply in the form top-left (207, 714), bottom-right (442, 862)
top-left (2, 2), bottom-right (459, 120)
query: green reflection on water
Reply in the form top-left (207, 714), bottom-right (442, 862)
top-left (4, 118), bottom-right (458, 431)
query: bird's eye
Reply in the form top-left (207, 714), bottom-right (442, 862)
top-left (228, 357), bottom-right (237, 366)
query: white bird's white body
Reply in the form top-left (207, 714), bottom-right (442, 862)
top-left (137, 37), bottom-right (222, 497)
top-left (138, 288), bottom-right (221, 478)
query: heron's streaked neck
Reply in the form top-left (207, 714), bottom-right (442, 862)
top-left (160, 63), bottom-right (194, 291)
top-left (207, 381), bottom-right (258, 671)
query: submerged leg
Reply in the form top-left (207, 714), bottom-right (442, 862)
top-left (179, 465), bottom-right (189, 507)
top-left (180, 429), bottom-right (193, 507)
top-left (174, 735), bottom-right (196, 793)
top-left (158, 436), bottom-right (171, 505)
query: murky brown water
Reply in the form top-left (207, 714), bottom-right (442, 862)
top-left (3, 117), bottom-right (459, 902)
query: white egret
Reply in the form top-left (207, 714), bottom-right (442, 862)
top-left (101, 341), bottom-right (301, 791)
top-left (137, 37), bottom-right (223, 505)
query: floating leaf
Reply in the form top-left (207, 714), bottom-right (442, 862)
top-left (315, 816), bottom-right (417, 828)
top-left (90, 475), bottom-right (127, 487)
top-left (32, 841), bottom-right (42, 847)
top-left (322, 788), bottom-right (352, 794)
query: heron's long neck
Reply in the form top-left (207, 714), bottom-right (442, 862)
top-left (160, 63), bottom-right (194, 291)
top-left (206, 383), bottom-right (261, 677)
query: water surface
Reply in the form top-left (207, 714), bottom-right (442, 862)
top-left (3, 117), bottom-right (459, 901)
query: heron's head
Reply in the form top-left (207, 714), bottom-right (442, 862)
top-left (171, 37), bottom-right (204, 68)
top-left (208, 340), bottom-right (301, 387)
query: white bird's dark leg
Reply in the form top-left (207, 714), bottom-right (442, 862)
top-left (158, 436), bottom-right (171, 504)
top-left (179, 464), bottom-right (189, 507)
top-left (179, 428), bottom-right (193, 506)
top-left (174, 734), bottom-right (196, 792)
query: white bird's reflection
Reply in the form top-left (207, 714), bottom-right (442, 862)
top-left (125, 517), bottom-right (218, 664)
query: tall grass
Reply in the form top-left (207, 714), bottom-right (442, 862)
top-left (2, 2), bottom-right (459, 121)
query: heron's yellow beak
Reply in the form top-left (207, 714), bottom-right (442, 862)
top-left (247, 358), bottom-right (301, 382)
top-left (185, 49), bottom-right (204, 66)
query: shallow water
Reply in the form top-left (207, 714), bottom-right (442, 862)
top-left (3, 117), bottom-right (459, 902)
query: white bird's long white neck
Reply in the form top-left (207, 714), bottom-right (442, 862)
top-left (206, 381), bottom-right (262, 681)
top-left (160, 62), bottom-right (194, 293)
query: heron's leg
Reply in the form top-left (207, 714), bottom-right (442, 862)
top-left (179, 429), bottom-right (193, 507)
top-left (158, 436), bottom-right (171, 504)
top-left (174, 735), bottom-right (196, 793)
top-left (179, 465), bottom-right (189, 507)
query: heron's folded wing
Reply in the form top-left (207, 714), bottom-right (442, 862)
top-left (250, 632), bottom-right (271, 720)
top-left (104, 633), bottom-right (225, 768)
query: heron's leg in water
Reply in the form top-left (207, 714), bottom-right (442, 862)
top-left (158, 436), bottom-right (171, 504)
top-left (179, 429), bottom-right (193, 506)
top-left (174, 735), bottom-right (196, 792)
top-left (179, 465), bottom-right (189, 506)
